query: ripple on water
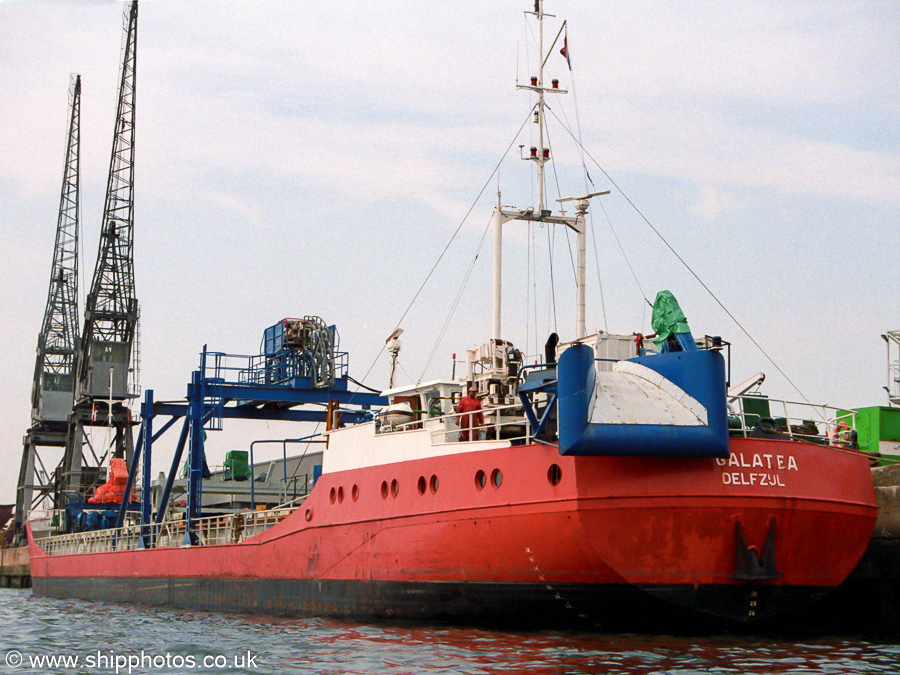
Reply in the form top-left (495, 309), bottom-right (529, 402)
top-left (2, 589), bottom-right (900, 675)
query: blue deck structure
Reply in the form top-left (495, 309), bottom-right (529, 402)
top-left (116, 317), bottom-right (386, 546)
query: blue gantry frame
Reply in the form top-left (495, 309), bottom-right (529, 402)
top-left (116, 340), bottom-right (386, 548)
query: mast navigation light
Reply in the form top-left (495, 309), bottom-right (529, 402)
top-left (552, 79), bottom-right (559, 89)
top-left (531, 76), bottom-right (538, 86)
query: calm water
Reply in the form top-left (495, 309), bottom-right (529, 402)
top-left (2, 588), bottom-right (900, 675)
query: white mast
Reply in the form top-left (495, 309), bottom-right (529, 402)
top-left (536, 0), bottom-right (546, 214)
top-left (490, 1), bottom-right (606, 342)
top-left (559, 192), bottom-right (610, 337)
top-left (491, 191), bottom-right (509, 340)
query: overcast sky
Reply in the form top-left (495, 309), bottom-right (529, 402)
top-left (1, 0), bottom-right (898, 507)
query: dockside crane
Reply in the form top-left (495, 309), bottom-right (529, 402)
top-left (59, 0), bottom-right (140, 506)
top-left (13, 75), bottom-right (82, 541)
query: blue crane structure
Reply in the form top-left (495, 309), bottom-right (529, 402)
top-left (60, 0), bottom-right (141, 507)
top-left (13, 75), bottom-right (82, 542)
top-left (112, 317), bottom-right (387, 547)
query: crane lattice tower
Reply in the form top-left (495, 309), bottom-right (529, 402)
top-left (60, 0), bottom-right (140, 505)
top-left (13, 74), bottom-right (82, 540)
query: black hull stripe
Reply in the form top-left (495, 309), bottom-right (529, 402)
top-left (32, 576), bottom-right (829, 630)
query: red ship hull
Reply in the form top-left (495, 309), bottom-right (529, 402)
top-left (28, 437), bottom-right (876, 627)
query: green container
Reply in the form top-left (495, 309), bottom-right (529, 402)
top-left (225, 450), bottom-right (250, 481)
top-left (838, 406), bottom-right (900, 465)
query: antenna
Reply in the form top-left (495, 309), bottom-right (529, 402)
top-left (557, 190), bottom-right (611, 204)
top-left (386, 328), bottom-right (404, 389)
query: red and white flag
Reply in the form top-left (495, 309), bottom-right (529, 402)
top-left (560, 32), bottom-right (572, 71)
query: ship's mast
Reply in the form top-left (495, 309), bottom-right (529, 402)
top-left (491, 0), bottom-right (605, 343)
top-left (536, 0), bottom-right (547, 215)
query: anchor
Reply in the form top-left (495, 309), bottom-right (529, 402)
top-left (730, 519), bottom-right (783, 582)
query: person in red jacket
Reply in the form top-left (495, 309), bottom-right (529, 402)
top-left (457, 387), bottom-right (484, 442)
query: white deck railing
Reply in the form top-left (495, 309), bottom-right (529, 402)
top-left (35, 503), bottom-right (299, 556)
top-left (730, 395), bottom-right (857, 447)
top-left (376, 401), bottom-right (534, 446)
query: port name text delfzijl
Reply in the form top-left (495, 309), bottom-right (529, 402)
top-left (716, 452), bottom-right (799, 487)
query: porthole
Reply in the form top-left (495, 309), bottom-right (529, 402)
top-left (417, 476), bottom-right (427, 495)
top-left (381, 480), bottom-right (388, 499)
top-left (475, 470), bottom-right (486, 490)
top-left (491, 468), bottom-right (503, 489)
top-left (329, 487), bottom-right (336, 504)
top-left (352, 484), bottom-right (359, 502)
top-left (338, 486), bottom-right (344, 503)
top-left (548, 463), bottom-right (562, 486)
top-left (391, 478), bottom-right (399, 497)
top-left (305, 508), bottom-right (313, 521)
top-left (430, 474), bottom-right (439, 494)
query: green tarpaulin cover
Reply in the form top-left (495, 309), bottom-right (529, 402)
top-left (650, 290), bottom-right (691, 349)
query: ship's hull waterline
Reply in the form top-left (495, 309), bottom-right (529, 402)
top-left (29, 438), bottom-right (877, 627)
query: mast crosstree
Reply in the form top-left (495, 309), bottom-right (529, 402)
top-left (492, 0), bottom-right (606, 343)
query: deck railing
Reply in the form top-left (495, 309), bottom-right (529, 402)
top-left (376, 401), bottom-right (533, 446)
top-left (35, 503), bottom-right (300, 556)
top-left (729, 395), bottom-right (857, 447)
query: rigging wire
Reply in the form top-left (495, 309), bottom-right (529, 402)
top-left (397, 360), bottom-right (414, 385)
top-left (543, 119), bottom-right (578, 286)
top-left (545, 105), bottom-right (812, 404)
top-left (418, 213), bottom-right (493, 382)
top-left (355, 108), bottom-right (537, 390)
top-left (556, 66), bottom-right (651, 320)
top-left (559, 67), bottom-right (609, 333)
top-left (597, 198), bottom-right (651, 307)
top-left (588, 212), bottom-right (609, 333)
